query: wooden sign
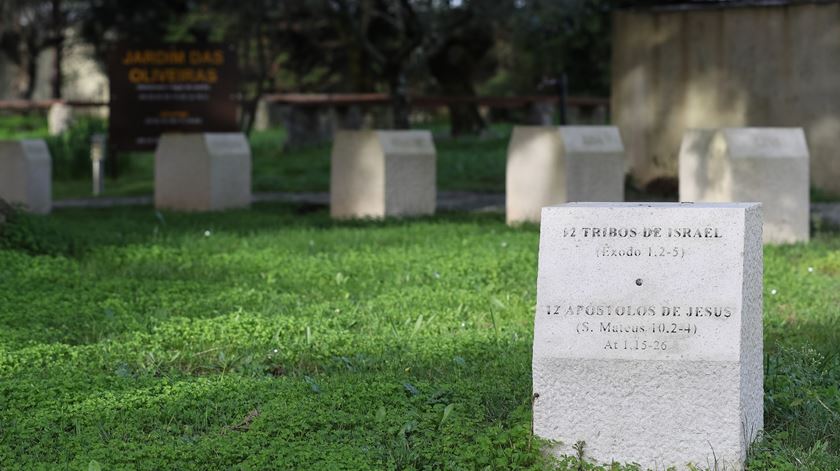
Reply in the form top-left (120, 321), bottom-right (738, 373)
top-left (108, 43), bottom-right (239, 151)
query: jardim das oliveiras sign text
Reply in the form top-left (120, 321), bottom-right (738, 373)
top-left (108, 44), bottom-right (239, 151)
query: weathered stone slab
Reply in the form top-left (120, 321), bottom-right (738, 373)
top-left (680, 127), bottom-right (809, 244)
top-left (534, 202), bottom-right (763, 470)
top-left (0, 140), bottom-right (52, 214)
top-left (612, 4), bottom-right (840, 196)
top-left (154, 133), bottom-right (251, 211)
top-left (330, 130), bottom-right (436, 219)
top-left (506, 126), bottom-right (625, 225)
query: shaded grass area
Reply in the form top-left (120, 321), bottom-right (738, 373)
top-left (0, 205), bottom-right (838, 469)
top-left (4, 114), bottom-right (839, 201)
top-left (47, 125), bottom-right (511, 199)
top-left (0, 114), bottom-right (481, 197)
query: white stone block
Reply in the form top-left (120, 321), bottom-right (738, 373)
top-left (154, 133), bottom-right (251, 211)
top-left (534, 202), bottom-right (763, 470)
top-left (330, 130), bottom-right (436, 219)
top-left (0, 140), bottom-right (52, 214)
top-left (679, 128), bottom-right (809, 244)
top-left (506, 126), bottom-right (625, 225)
top-left (47, 103), bottom-right (74, 136)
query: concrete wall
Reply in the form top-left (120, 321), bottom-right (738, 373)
top-left (613, 3), bottom-right (840, 195)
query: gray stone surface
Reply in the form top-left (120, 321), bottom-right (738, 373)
top-left (612, 3), bottom-right (840, 196)
top-left (154, 133), bottom-right (251, 211)
top-left (680, 127), bottom-right (810, 244)
top-left (330, 130), bottom-right (436, 219)
top-left (534, 202), bottom-right (763, 470)
top-left (0, 139), bottom-right (52, 214)
top-left (506, 126), bottom-right (625, 225)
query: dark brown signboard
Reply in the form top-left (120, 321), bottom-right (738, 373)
top-left (108, 43), bottom-right (239, 151)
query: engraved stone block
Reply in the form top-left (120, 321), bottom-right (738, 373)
top-left (330, 130), bottom-right (436, 219)
top-left (679, 128), bottom-right (809, 244)
top-left (506, 126), bottom-right (625, 225)
top-left (154, 133), bottom-right (251, 211)
top-left (534, 202), bottom-right (763, 470)
top-left (0, 139), bottom-right (52, 214)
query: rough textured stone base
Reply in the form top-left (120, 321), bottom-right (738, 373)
top-left (534, 358), bottom-right (748, 470)
top-left (534, 203), bottom-right (763, 470)
top-left (330, 130), bottom-right (436, 219)
top-left (0, 140), bottom-right (52, 214)
top-left (154, 133), bottom-right (251, 211)
top-left (506, 126), bottom-right (625, 225)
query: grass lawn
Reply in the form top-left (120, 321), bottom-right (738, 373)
top-left (0, 114), bottom-right (511, 199)
top-left (49, 125), bottom-right (512, 199)
top-left (0, 204), bottom-right (838, 469)
top-left (3, 113), bottom-right (839, 201)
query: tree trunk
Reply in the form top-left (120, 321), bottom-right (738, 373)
top-left (428, 72), bottom-right (485, 137)
top-left (427, 23), bottom-right (492, 137)
top-left (389, 71), bottom-right (410, 129)
top-left (22, 49), bottom-right (38, 100)
top-left (240, 23), bottom-right (267, 136)
top-left (106, 148), bottom-right (119, 179)
top-left (51, 0), bottom-right (63, 99)
top-left (448, 101), bottom-right (484, 136)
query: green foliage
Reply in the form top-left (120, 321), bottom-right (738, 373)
top-left (811, 186), bottom-right (840, 203)
top-left (47, 125), bottom-right (510, 198)
top-left (0, 113), bottom-right (109, 182)
top-left (250, 124), bottom-right (509, 194)
top-left (0, 113), bottom-right (49, 139)
top-left (486, 0), bottom-right (612, 96)
top-left (0, 205), bottom-right (838, 469)
top-left (45, 116), bottom-right (108, 180)
top-left (433, 126), bottom-right (510, 192)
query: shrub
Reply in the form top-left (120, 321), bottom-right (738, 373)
top-left (46, 116), bottom-right (108, 180)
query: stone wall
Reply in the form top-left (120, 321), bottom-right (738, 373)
top-left (0, 28), bottom-right (108, 102)
top-left (612, 2), bottom-right (840, 195)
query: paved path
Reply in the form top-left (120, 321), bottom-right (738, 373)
top-left (53, 193), bottom-right (840, 227)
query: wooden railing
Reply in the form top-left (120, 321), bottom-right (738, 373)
top-left (260, 93), bottom-right (608, 110)
top-left (0, 94), bottom-right (608, 111)
top-left (0, 99), bottom-right (107, 110)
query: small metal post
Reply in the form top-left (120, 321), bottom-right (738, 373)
top-left (91, 134), bottom-right (106, 196)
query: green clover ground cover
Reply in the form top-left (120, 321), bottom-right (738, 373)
top-left (0, 205), bottom-right (838, 470)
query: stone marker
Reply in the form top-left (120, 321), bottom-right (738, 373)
top-left (534, 202), bottom-right (763, 470)
top-left (0, 140), bottom-right (52, 214)
top-left (154, 133), bottom-right (251, 211)
top-left (330, 130), bottom-right (436, 219)
top-left (506, 126), bottom-right (625, 225)
top-left (679, 128), bottom-right (809, 244)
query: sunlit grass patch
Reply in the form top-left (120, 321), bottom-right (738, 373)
top-left (0, 204), bottom-right (837, 469)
